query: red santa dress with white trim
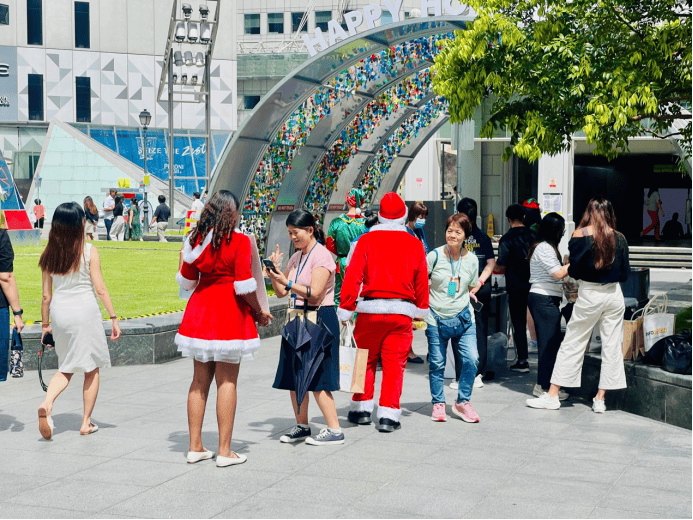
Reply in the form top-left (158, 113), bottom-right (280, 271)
top-left (175, 230), bottom-right (260, 363)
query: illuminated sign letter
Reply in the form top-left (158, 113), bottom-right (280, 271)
top-left (362, 4), bottom-right (382, 29)
top-left (443, 0), bottom-right (470, 15)
top-left (343, 10), bottom-right (364, 36)
top-left (303, 28), bottom-right (329, 56)
top-left (327, 19), bottom-right (350, 46)
top-left (382, 0), bottom-right (403, 22)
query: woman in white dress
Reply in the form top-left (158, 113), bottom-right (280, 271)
top-left (37, 202), bottom-right (122, 440)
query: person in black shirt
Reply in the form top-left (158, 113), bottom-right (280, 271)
top-left (527, 198), bottom-right (630, 413)
top-left (458, 198), bottom-right (496, 386)
top-left (150, 195), bottom-right (171, 242)
top-left (109, 195), bottom-right (126, 241)
top-left (495, 204), bottom-right (536, 373)
top-left (662, 212), bottom-right (685, 241)
top-left (0, 229), bottom-right (25, 382)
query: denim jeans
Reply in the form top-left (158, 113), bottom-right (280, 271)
top-left (0, 307), bottom-right (10, 382)
top-left (426, 307), bottom-right (478, 404)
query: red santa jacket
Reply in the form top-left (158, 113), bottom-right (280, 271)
top-left (337, 221), bottom-right (430, 321)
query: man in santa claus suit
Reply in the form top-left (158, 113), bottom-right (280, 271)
top-left (337, 192), bottom-right (429, 432)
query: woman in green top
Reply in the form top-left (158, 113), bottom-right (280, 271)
top-left (128, 199), bottom-right (143, 241)
top-left (426, 213), bottom-right (480, 424)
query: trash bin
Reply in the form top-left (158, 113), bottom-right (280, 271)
top-left (620, 268), bottom-right (650, 308)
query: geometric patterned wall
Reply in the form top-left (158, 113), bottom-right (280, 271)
top-left (16, 48), bottom-right (236, 131)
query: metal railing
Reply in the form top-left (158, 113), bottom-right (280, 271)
top-left (237, 40), bottom-right (308, 54)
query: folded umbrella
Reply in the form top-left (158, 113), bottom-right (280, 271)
top-left (280, 310), bottom-right (334, 414)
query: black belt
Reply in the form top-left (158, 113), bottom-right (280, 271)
top-left (290, 304), bottom-right (320, 311)
top-left (363, 297), bottom-right (413, 304)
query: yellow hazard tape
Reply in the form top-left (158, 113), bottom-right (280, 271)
top-left (22, 309), bottom-right (186, 326)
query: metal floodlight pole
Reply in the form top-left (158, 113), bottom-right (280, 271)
top-left (205, 48), bottom-right (211, 195)
top-left (168, 48), bottom-right (175, 220)
top-left (143, 124), bottom-right (149, 228)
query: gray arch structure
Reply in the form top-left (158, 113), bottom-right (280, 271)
top-left (210, 16), bottom-right (472, 254)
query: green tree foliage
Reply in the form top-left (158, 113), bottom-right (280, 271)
top-left (432, 0), bottom-right (692, 164)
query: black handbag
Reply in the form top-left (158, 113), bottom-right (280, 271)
top-left (9, 329), bottom-right (23, 378)
top-left (38, 333), bottom-right (54, 392)
top-left (662, 331), bottom-right (692, 375)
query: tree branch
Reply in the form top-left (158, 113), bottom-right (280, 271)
top-left (632, 114), bottom-right (692, 121)
top-left (642, 129), bottom-right (684, 139)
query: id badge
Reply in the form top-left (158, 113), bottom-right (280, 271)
top-left (447, 281), bottom-right (457, 296)
top-left (290, 294), bottom-right (297, 309)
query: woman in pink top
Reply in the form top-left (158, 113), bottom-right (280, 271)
top-left (33, 199), bottom-right (45, 230)
top-left (267, 209), bottom-right (344, 446)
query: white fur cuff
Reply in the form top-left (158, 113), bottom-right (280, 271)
top-left (376, 406), bottom-right (402, 422)
top-left (350, 399), bottom-right (374, 412)
top-left (234, 277), bottom-right (257, 295)
top-left (355, 299), bottom-right (428, 319)
top-left (337, 307), bottom-right (354, 322)
top-left (176, 272), bottom-right (199, 291)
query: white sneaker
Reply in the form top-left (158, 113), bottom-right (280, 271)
top-left (449, 381), bottom-right (459, 390)
top-left (532, 384), bottom-right (569, 401)
top-left (592, 398), bottom-right (606, 414)
top-left (526, 392), bottom-right (560, 410)
top-left (473, 375), bottom-right (484, 388)
top-left (528, 340), bottom-right (538, 353)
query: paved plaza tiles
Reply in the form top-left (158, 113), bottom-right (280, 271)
top-left (0, 333), bottom-right (690, 519)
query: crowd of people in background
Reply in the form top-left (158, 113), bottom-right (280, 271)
top-left (1, 183), bottom-right (632, 467)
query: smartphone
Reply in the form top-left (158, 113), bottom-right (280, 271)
top-left (471, 300), bottom-right (484, 313)
top-left (42, 332), bottom-right (55, 347)
top-left (263, 258), bottom-right (279, 274)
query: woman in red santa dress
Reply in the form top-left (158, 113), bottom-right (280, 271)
top-left (175, 190), bottom-right (273, 467)
top-left (338, 192), bottom-right (430, 432)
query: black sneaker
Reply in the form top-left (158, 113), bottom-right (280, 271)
top-left (279, 424), bottom-right (311, 443)
top-left (377, 418), bottom-right (401, 433)
top-left (510, 360), bottom-right (530, 373)
top-left (407, 355), bottom-right (424, 364)
top-left (348, 410), bottom-right (372, 425)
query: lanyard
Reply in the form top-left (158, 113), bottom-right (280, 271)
top-left (446, 246), bottom-right (462, 279)
top-left (294, 242), bottom-right (318, 284)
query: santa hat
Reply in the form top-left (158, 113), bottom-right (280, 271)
top-left (378, 192), bottom-right (407, 225)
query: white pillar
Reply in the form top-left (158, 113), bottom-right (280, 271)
top-left (537, 145), bottom-right (574, 255)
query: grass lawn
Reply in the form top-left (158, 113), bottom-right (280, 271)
top-left (14, 240), bottom-right (185, 324)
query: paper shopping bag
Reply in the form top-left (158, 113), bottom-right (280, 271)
top-left (641, 294), bottom-right (675, 354)
top-left (339, 322), bottom-right (367, 393)
top-left (622, 315), bottom-right (644, 361)
top-left (644, 313), bottom-right (675, 353)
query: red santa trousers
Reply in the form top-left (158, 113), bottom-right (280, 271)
top-left (351, 312), bottom-right (413, 422)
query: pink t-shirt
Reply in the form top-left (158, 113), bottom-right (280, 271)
top-left (286, 243), bottom-right (336, 307)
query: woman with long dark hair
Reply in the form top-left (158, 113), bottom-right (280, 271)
top-left (176, 190), bottom-right (272, 467)
top-left (527, 198), bottom-right (630, 413)
top-left (641, 187), bottom-right (665, 241)
top-left (83, 196), bottom-right (99, 241)
top-left (267, 209), bottom-right (344, 445)
top-left (37, 202), bottom-right (122, 440)
top-left (526, 213), bottom-right (570, 399)
top-left (109, 195), bottom-right (125, 241)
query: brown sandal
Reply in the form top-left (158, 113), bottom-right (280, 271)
top-left (38, 406), bottom-right (54, 440)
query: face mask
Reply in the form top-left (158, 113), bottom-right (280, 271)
top-left (415, 218), bottom-right (426, 229)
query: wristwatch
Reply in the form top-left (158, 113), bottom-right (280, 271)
top-left (285, 281), bottom-right (293, 291)
top-left (12, 308), bottom-right (23, 316)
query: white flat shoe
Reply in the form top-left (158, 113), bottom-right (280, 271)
top-left (216, 452), bottom-right (247, 467)
top-left (186, 449), bottom-right (215, 463)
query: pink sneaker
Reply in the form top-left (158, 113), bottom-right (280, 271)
top-left (452, 401), bottom-right (479, 423)
top-left (431, 403), bottom-right (447, 422)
